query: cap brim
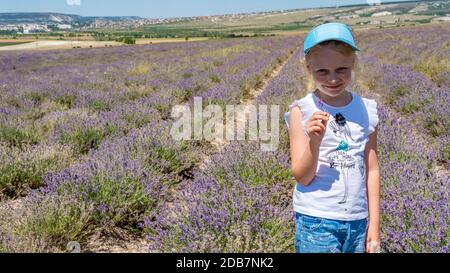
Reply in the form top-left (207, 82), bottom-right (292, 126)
top-left (304, 38), bottom-right (360, 55)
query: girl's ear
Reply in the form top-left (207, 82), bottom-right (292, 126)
top-left (301, 58), bottom-right (311, 74)
top-left (353, 56), bottom-right (359, 70)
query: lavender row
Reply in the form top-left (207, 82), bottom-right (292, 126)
top-left (0, 36), bottom-right (301, 252)
top-left (144, 46), bottom-right (308, 253)
top-left (0, 36), bottom-right (299, 200)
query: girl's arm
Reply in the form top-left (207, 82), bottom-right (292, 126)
top-left (364, 126), bottom-right (381, 252)
top-left (288, 106), bottom-right (324, 186)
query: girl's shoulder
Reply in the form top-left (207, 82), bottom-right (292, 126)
top-left (287, 93), bottom-right (314, 111)
top-left (359, 96), bottom-right (379, 134)
top-left (360, 96), bottom-right (378, 117)
top-left (284, 93), bottom-right (314, 129)
top-left (360, 96), bottom-right (377, 108)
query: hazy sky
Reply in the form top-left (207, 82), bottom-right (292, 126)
top-left (0, 0), bottom-right (417, 18)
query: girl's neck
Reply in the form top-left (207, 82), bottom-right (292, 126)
top-left (314, 89), bottom-right (352, 108)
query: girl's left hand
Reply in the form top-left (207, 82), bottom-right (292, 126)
top-left (365, 224), bottom-right (381, 253)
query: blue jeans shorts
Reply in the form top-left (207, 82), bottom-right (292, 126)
top-left (295, 212), bottom-right (368, 253)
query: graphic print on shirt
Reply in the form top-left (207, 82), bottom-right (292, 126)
top-left (313, 94), bottom-right (362, 204)
top-left (326, 112), bottom-right (357, 204)
top-left (329, 113), bottom-right (355, 144)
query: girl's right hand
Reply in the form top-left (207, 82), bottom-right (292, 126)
top-left (305, 111), bottom-right (329, 144)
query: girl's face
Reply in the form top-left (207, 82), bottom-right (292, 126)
top-left (306, 45), bottom-right (355, 97)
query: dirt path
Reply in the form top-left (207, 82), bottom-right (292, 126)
top-left (0, 40), bottom-right (123, 51)
top-left (199, 48), bottom-right (299, 170)
top-left (83, 228), bottom-right (149, 253)
top-left (0, 198), bottom-right (26, 219)
top-left (136, 37), bottom-right (210, 44)
top-left (0, 38), bottom-right (211, 52)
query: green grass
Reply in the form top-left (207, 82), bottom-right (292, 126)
top-left (89, 100), bottom-right (111, 112)
top-left (55, 94), bottom-right (77, 109)
top-left (0, 158), bottom-right (57, 198)
top-left (413, 58), bottom-right (450, 86)
top-left (0, 127), bottom-right (39, 150)
top-left (384, 86), bottom-right (409, 106)
top-left (0, 41), bottom-right (33, 47)
top-left (59, 126), bottom-right (116, 155)
top-left (172, 88), bottom-right (193, 103)
top-left (92, 19), bottom-right (309, 39)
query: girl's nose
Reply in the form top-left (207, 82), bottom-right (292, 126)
top-left (328, 72), bottom-right (340, 83)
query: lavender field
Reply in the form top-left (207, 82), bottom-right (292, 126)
top-left (0, 23), bottom-right (448, 253)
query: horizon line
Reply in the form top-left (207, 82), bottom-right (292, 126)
top-left (0, 0), bottom-right (422, 20)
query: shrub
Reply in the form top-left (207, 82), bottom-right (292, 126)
top-left (67, 174), bottom-right (161, 232)
top-left (27, 92), bottom-right (48, 104)
top-left (0, 127), bottom-right (39, 150)
top-left (60, 126), bottom-right (116, 155)
top-left (117, 36), bottom-right (136, 45)
top-left (209, 75), bottom-right (221, 83)
top-left (89, 100), bottom-right (111, 112)
top-left (0, 194), bottom-right (94, 252)
top-left (172, 88), bottom-right (192, 103)
top-left (55, 94), bottom-right (77, 109)
top-left (385, 85), bottom-right (408, 106)
top-left (0, 159), bottom-right (56, 198)
top-left (0, 144), bottom-right (74, 199)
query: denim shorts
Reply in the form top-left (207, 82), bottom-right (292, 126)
top-left (295, 212), bottom-right (368, 253)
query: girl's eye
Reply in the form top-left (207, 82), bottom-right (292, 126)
top-left (317, 69), bottom-right (327, 73)
top-left (337, 68), bottom-right (348, 72)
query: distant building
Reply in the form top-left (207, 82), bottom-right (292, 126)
top-left (431, 16), bottom-right (450, 22)
top-left (22, 24), bottom-right (49, 34)
top-left (57, 24), bottom-right (72, 30)
top-left (0, 25), bottom-right (20, 31)
top-left (322, 16), bottom-right (337, 21)
top-left (408, 4), bottom-right (428, 14)
top-left (339, 14), bottom-right (360, 19)
top-left (369, 20), bottom-right (382, 25)
top-left (371, 11), bottom-right (392, 17)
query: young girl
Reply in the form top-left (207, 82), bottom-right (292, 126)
top-left (284, 22), bottom-right (381, 253)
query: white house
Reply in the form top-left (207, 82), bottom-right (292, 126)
top-left (371, 11), bottom-right (392, 17)
top-left (431, 16), bottom-right (450, 22)
top-left (57, 24), bottom-right (72, 30)
top-left (340, 14), bottom-right (360, 19)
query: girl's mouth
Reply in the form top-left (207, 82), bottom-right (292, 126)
top-left (324, 83), bottom-right (343, 90)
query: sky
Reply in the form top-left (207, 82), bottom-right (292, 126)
top-left (0, 0), bottom-right (418, 18)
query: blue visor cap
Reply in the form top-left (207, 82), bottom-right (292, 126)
top-left (303, 22), bottom-right (360, 56)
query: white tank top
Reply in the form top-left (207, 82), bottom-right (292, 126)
top-left (284, 91), bottom-right (379, 221)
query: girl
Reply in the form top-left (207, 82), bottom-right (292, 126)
top-left (284, 22), bottom-right (381, 253)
